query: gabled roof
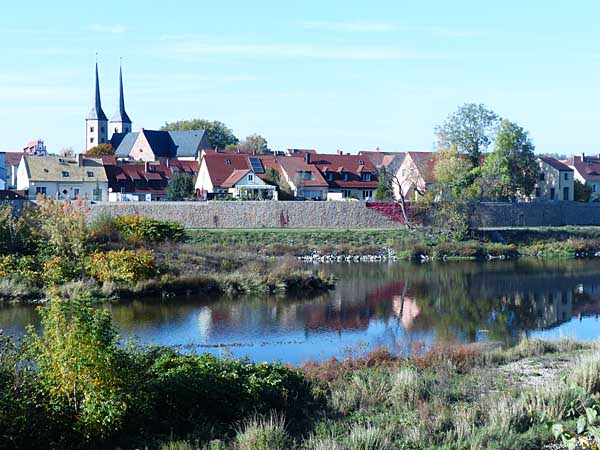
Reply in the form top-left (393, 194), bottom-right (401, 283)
top-left (539, 156), bottom-right (573, 172)
top-left (203, 153), bottom-right (252, 187)
top-left (221, 169), bottom-right (252, 187)
top-left (308, 153), bottom-right (378, 189)
top-left (563, 155), bottom-right (600, 181)
top-left (23, 155), bottom-right (108, 182)
top-left (112, 129), bottom-right (210, 159)
top-left (168, 130), bottom-right (210, 158)
top-left (358, 150), bottom-right (406, 169)
top-left (4, 152), bottom-right (26, 167)
top-left (277, 156), bottom-right (328, 187)
top-left (406, 151), bottom-right (437, 183)
top-left (114, 132), bottom-right (139, 157)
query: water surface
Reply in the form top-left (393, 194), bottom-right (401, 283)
top-left (2, 259), bottom-right (600, 364)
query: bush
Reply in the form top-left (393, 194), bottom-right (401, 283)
top-left (145, 351), bottom-right (316, 432)
top-left (234, 414), bottom-right (290, 450)
top-left (115, 215), bottom-right (185, 243)
top-left (42, 256), bottom-right (82, 285)
top-left (86, 249), bottom-right (157, 283)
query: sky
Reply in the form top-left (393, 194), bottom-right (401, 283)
top-left (0, 0), bottom-right (599, 155)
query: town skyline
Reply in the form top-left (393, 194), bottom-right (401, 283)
top-left (2, 0), bottom-right (600, 155)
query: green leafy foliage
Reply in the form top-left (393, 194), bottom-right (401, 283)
top-left (85, 143), bottom-right (115, 156)
top-left (161, 119), bottom-right (238, 149)
top-left (168, 172), bottom-right (196, 200)
top-left (576, 179), bottom-right (593, 202)
top-left (114, 215), bottom-right (185, 243)
top-left (86, 249), bottom-right (157, 283)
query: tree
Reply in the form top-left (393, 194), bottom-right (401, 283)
top-left (481, 119), bottom-right (537, 200)
top-left (575, 179), bottom-right (592, 202)
top-left (433, 146), bottom-right (479, 200)
top-left (262, 167), bottom-right (281, 187)
top-left (86, 143), bottom-right (114, 156)
top-left (436, 103), bottom-right (500, 166)
top-left (167, 172), bottom-right (195, 200)
top-left (374, 168), bottom-right (393, 200)
top-left (240, 134), bottom-right (270, 154)
top-left (161, 119), bottom-right (238, 149)
top-left (28, 295), bottom-right (128, 439)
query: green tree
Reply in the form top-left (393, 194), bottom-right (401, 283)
top-left (27, 295), bottom-right (128, 439)
top-left (240, 134), bottom-right (270, 154)
top-left (86, 144), bottom-right (114, 156)
top-left (161, 119), bottom-right (238, 149)
top-left (575, 179), bottom-right (592, 202)
top-left (481, 119), bottom-right (537, 200)
top-left (433, 146), bottom-right (479, 200)
top-left (436, 103), bottom-right (500, 166)
top-left (374, 168), bottom-right (393, 200)
top-left (167, 172), bottom-right (195, 200)
top-left (262, 167), bottom-right (281, 186)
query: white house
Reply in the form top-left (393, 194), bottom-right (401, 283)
top-left (221, 169), bottom-right (277, 199)
top-left (17, 155), bottom-right (109, 201)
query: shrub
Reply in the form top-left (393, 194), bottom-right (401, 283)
top-left (568, 351), bottom-right (600, 394)
top-left (114, 215), bottom-right (185, 244)
top-left (86, 249), bottom-right (157, 283)
top-left (42, 256), bottom-right (82, 285)
top-left (88, 213), bottom-right (120, 243)
top-left (234, 413), bottom-right (290, 450)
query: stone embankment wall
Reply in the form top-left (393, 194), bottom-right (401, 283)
top-left (470, 202), bottom-right (600, 228)
top-left (89, 201), bottom-right (404, 228)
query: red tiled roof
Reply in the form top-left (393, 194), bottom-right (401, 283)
top-left (308, 153), bottom-right (379, 189)
top-left (539, 156), bottom-right (573, 172)
top-left (277, 156), bottom-right (328, 187)
top-left (359, 150), bottom-right (406, 168)
top-left (407, 151), bottom-right (437, 183)
top-left (4, 152), bottom-right (26, 167)
top-left (203, 153), bottom-right (252, 187)
top-left (222, 169), bottom-right (251, 188)
top-left (563, 155), bottom-right (600, 181)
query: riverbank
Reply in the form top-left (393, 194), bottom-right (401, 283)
top-left (186, 227), bottom-right (600, 260)
top-left (6, 302), bottom-right (598, 450)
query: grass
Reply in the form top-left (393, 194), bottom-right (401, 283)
top-left (157, 339), bottom-right (599, 450)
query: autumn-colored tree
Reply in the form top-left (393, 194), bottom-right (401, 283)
top-left (86, 143), bottom-right (115, 156)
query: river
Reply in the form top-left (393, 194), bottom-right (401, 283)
top-left (2, 259), bottom-right (600, 364)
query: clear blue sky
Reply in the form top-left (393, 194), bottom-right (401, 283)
top-left (0, 0), bottom-right (598, 155)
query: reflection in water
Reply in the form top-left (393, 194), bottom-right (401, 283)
top-left (2, 259), bottom-right (600, 364)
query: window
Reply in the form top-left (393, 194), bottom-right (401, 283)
top-left (35, 186), bottom-right (47, 195)
top-left (362, 190), bottom-right (373, 199)
top-left (550, 187), bottom-right (555, 199)
top-left (539, 172), bottom-right (545, 181)
top-left (87, 171), bottom-right (94, 177)
top-left (248, 157), bottom-right (265, 173)
top-left (226, 159), bottom-right (231, 165)
top-left (114, 128), bottom-right (118, 133)
top-left (362, 173), bottom-right (371, 182)
top-left (139, 149), bottom-right (143, 153)
top-left (62, 171), bottom-right (70, 177)
top-left (564, 173), bottom-right (569, 180)
top-left (342, 172), bottom-right (349, 181)
top-left (248, 174), bottom-right (254, 181)
top-left (359, 160), bottom-right (364, 165)
top-left (302, 171), bottom-right (313, 181)
top-left (535, 187), bottom-right (541, 197)
top-left (342, 189), bottom-right (352, 198)
top-left (90, 126), bottom-right (94, 133)
top-left (73, 188), bottom-right (80, 198)
top-left (326, 172), bottom-right (333, 181)
top-left (594, 184), bottom-right (597, 193)
top-left (90, 137), bottom-right (94, 144)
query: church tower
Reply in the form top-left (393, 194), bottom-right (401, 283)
top-left (86, 63), bottom-right (108, 150)
top-left (110, 64), bottom-right (132, 138)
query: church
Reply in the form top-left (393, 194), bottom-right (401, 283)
top-left (86, 64), bottom-right (211, 161)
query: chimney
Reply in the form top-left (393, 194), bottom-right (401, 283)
top-left (337, 150), bottom-right (343, 155)
top-left (144, 161), bottom-right (150, 172)
top-left (582, 152), bottom-right (586, 162)
top-left (305, 152), bottom-right (310, 164)
top-left (166, 159), bottom-right (170, 169)
top-left (77, 153), bottom-right (83, 166)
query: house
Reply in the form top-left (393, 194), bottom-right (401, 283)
top-left (196, 152), bottom-right (286, 199)
top-left (563, 153), bottom-right (600, 200)
top-left (0, 152), bottom-right (26, 189)
top-left (221, 169), bottom-right (277, 200)
top-left (393, 151), bottom-right (436, 201)
top-left (276, 154), bottom-right (328, 199)
top-left (112, 128), bottom-right (211, 162)
top-left (531, 157), bottom-right (574, 201)
top-left (105, 159), bottom-right (199, 201)
top-left (358, 149), bottom-right (406, 177)
top-left (16, 155), bottom-right (109, 201)
top-left (294, 151), bottom-right (379, 200)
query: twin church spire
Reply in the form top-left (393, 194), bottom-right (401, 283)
top-left (85, 62), bottom-right (132, 150)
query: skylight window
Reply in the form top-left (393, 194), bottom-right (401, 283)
top-left (248, 157), bottom-right (264, 174)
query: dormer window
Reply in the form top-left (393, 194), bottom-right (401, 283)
top-left (342, 172), bottom-right (349, 181)
top-left (359, 160), bottom-right (365, 165)
top-left (226, 159), bottom-right (231, 165)
top-left (62, 171), bottom-right (70, 177)
top-left (362, 173), bottom-right (371, 182)
top-left (327, 172), bottom-right (333, 181)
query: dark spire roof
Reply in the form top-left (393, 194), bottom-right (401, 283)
top-left (111, 64), bottom-right (132, 124)
top-left (87, 63), bottom-right (108, 121)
